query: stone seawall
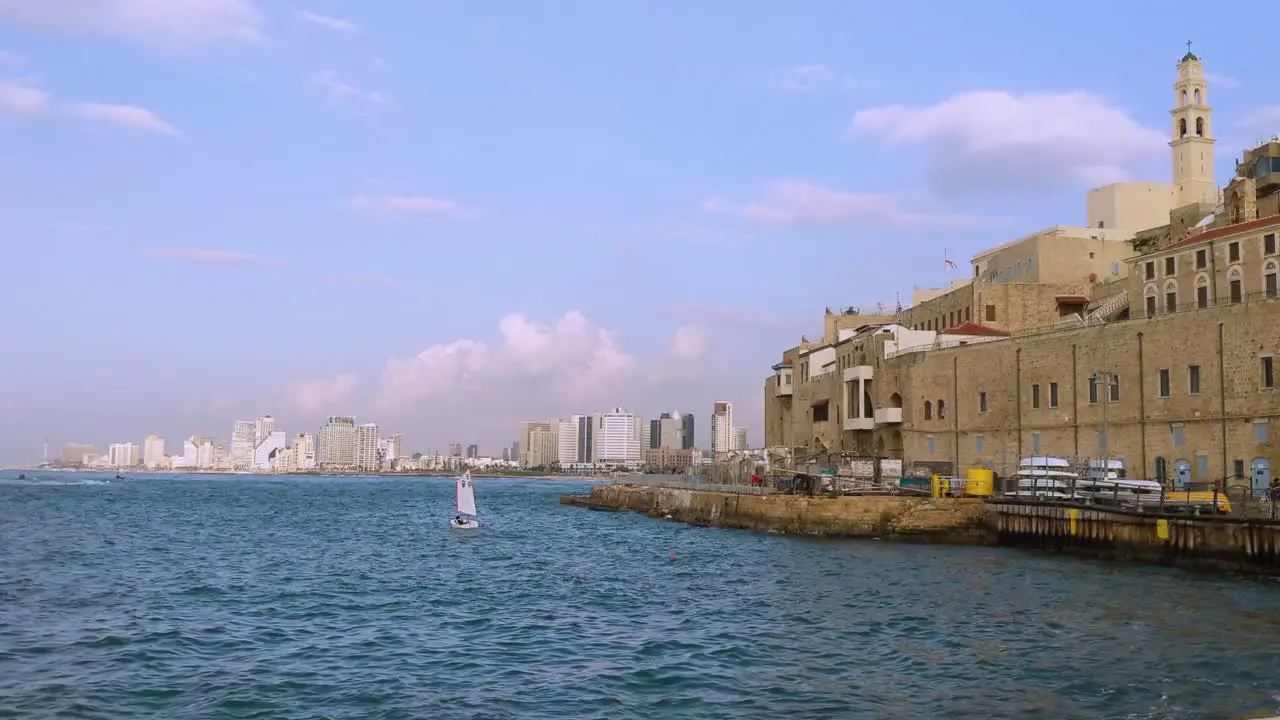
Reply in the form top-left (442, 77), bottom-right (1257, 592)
top-left (560, 484), bottom-right (988, 542)
top-left (990, 501), bottom-right (1280, 576)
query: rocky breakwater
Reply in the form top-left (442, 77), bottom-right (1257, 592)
top-left (560, 484), bottom-right (989, 542)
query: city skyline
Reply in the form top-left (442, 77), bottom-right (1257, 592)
top-left (3, 3), bottom-right (1276, 464)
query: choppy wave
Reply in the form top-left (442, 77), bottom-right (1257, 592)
top-left (1, 474), bottom-right (1279, 719)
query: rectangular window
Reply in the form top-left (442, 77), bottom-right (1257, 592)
top-left (1264, 356), bottom-right (1275, 390)
top-left (1165, 257), bottom-right (1176, 275)
top-left (975, 435), bottom-right (984, 454)
top-left (1257, 421), bottom-right (1271, 444)
top-left (1031, 383), bottom-right (1041, 409)
top-left (1049, 382), bottom-right (1059, 408)
top-left (1145, 261), bottom-right (1155, 280)
top-left (1031, 432), bottom-right (1041, 455)
top-left (1111, 261), bottom-right (1120, 276)
top-left (1188, 365), bottom-right (1200, 394)
top-left (979, 392), bottom-right (988, 413)
top-left (1108, 375), bottom-right (1120, 402)
top-left (1088, 376), bottom-right (1099, 404)
top-left (1146, 294), bottom-right (1157, 316)
top-left (927, 435), bottom-right (936, 454)
top-left (1231, 279), bottom-right (1243, 304)
top-left (1229, 242), bottom-right (1240, 262)
top-left (1165, 290), bottom-right (1177, 313)
top-left (1235, 459), bottom-right (1246, 479)
top-left (1197, 455), bottom-right (1209, 478)
top-left (1196, 248), bottom-right (1207, 269)
top-left (1097, 430), bottom-right (1107, 453)
top-left (1266, 233), bottom-right (1277, 255)
top-left (1172, 425), bottom-right (1185, 447)
top-left (1197, 284), bottom-right (1208, 308)
top-left (1158, 368), bottom-right (1170, 397)
top-left (985, 304), bottom-right (996, 322)
top-left (964, 306), bottom-right (970, 322)
top-left (1267, 272), bottom-right (1278, 298)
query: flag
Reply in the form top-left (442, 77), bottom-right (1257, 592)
top-left (944, 258), bottom-right (957, 271)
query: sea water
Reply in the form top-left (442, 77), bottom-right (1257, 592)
top-left (2, 471), bottom-right (1278, 719)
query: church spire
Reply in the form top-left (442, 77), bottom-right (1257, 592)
top-left (1170, 44), bottom-right (1216, 208)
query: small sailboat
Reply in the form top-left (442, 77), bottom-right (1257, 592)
top-left (451, 471), bottom-right (480, 529)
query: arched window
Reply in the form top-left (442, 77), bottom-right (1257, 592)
top-left (1195, 117), bottom-right (1204, 136)
top-left (1265, 260), bottom-right (1279, 298)
top-left (1179, 118), bottom-right (1188, 137)
top-left (1195, 273), bottom-right (1210, 308)
top-left (1228, 265), bottom-right (1244, 303)
top-left (1144, 284), bottom-right (1158, 317)
top-left (924, 401), bottom-right (932, 420)
top-left (1194, 88), bottom-right (1201, 104)
top-left (937, 399), bottom-right (947, 420)
top-left (1163, 279), bottom-right (1178, 314)
top-left (1181, 90), bottom-right (1188, 106)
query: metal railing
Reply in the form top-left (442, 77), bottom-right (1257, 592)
top-left (608, 472), bottom-right (775, 495)
top-left (991, 473), bottom-right (1279, 520)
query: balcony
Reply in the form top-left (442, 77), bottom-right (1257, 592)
top-left (843, 416), bottom-right (874, 431)
top-left (843, 365), bottom-right (873, 382)
top-left (775, 382), bottom-right (792, 397)
top-left (875, 407), bottom-right (903, 424)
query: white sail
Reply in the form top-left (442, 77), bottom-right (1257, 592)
top-left (456, 471), bottom-right (477, 517)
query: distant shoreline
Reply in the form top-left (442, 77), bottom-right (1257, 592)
top-left (2, 468), bottom-right (605, 482)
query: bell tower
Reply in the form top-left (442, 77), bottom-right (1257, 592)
top-left (1170, 42), bottom-right (1216, 208)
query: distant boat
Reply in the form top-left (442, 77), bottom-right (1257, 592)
top-left (451, 471), bottom-right (480, 529)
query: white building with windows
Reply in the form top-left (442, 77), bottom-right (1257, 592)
top-left (711, 401), bottom-right (734, 456)
top-left (595, 406), bottom-right (643, 466)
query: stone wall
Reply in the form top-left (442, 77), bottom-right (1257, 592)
top-left (561, 484), bottom-right (987, 541)
top-left (895, 300), bottom-right (1280, 481)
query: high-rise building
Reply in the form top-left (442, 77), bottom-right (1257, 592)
top-left (252, 431), bottom-right (286, 470)
top-left (466, 444), bottom-right (478, 459)
top-left (734, 427), bottom-right (748, 451)
top-left (295, 433), bottom-right (316, 470)
top-left (711, 401), bottom-right (733, 456)
top-left (355, 423), bottom-right (380, 472)
top-left (681, 413), bottom-right (695, 450)
top-left (231, 420), bottom-right (256, 470)
top-left (596, 406), bottom-right (643, 465)
top-left (254, 415), bottom-right (276, 444)
top-left (650, 412), bottom-right (686, 451)
top-left (60, 442), bottom-right (97, 466)
top-left (557, 419), bottom-right (580, 466)
top-left (576, 415), bottom-right (595, 464)
top-left (317, 416), bottom-right (357, 468)
top-left (107, 442), bottom-right (140, 468)
top-left (519, 422), bottom-right (558, 467)
top-left (142, 434), bottom-right (166, 469)
top-left (501, 447), bottom-right (510, 462)
top-left (511, 441), bottom-right (519, 461)
top-left (448, 442), bottom-right (462, 457)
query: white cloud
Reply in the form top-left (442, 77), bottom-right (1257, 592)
top-left (702, 180), bottom-right (1000, 229)
top-left (1238, 106), bottom-right (1280, 134)
top-left (311, 71), bottom-right (389, 105)
top-left (296, 9), bottom-right (357, 33)
top-left (0, 81), bottom-right (49, 118)
top-left (848, 91), bottom-right (1166, 195)
top-left (766, 64), bottom-right (859, 93)
top-left (292, 373), bottom-right (359, 414)
top-left (667, 324), bottom-right (709, 361)
top-left (142, 247), bottom-right (274, 266)
top-left (69, 102), bottom-right (179, 135)
top-left (0, 0), bottom-right (264, 50)
top-left (348, 194), bottom-right (477, 219)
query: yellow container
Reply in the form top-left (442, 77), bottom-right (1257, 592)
top-left (965, 468), bottom-right (995, 497)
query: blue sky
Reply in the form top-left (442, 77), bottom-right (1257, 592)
top-left (0, 0), bottom-right (1276, 464)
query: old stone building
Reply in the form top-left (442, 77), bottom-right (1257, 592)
top-left (763, 49), bottom-right (1280, 493)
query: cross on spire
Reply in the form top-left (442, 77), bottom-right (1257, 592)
top-left (1186, 40), bottom-right (1193, 55)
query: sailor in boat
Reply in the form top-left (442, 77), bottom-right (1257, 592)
top-left (453, 514), bottom-right (466, 527)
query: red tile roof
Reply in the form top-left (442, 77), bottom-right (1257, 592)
top-left (1158, 216), bottom-right (1280, 254)
top-left (944, 322), bottom-right (1010, 337)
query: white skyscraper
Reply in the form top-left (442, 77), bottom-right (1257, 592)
top-left (254, 415), bottom-right (276, 444)
top-left (711, 401), bottom-right (734, 457)
top-left (252, 431), bottom-right (286, 470)
top-left (556, 419), bottom-right (579, 467)
top-left (294, 433), bottom-right (316, 470)
top-left (107, 442), bottom-right (140, 468)
top-left (596, 406), bottom-right (642, 466)
top-left (355, 423), bottom-right (380, 472)
top-left (143, 434), bottom-right (166, 469)
top-left (231, 420), bottom-right (256, 470)
top-left (317, 416), bottom-right (357, 468)
top-left (734, 427), bottom-right (748, 451)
